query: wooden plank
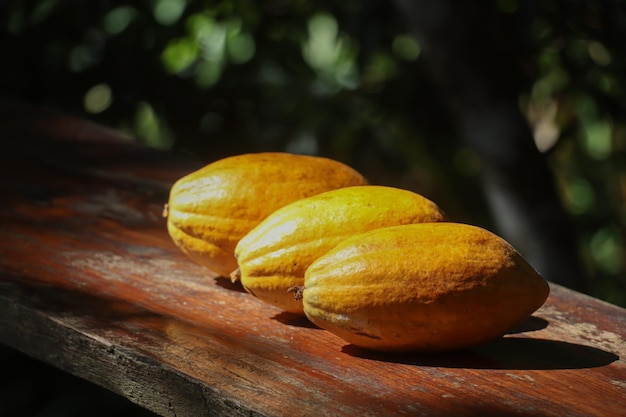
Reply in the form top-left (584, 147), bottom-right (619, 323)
top-left (1, 100), bottom-right (625, 417)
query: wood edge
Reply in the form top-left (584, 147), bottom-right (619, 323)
top-left (0, 288), bottom-right (264, 417)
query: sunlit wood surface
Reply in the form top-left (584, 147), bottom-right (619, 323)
top-left (1, 98), bottom-right (625, 417)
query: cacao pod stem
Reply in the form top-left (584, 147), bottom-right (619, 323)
top-left (288, 286), bottom-right (304, 301)
top-left (230, 268), bottom-right (241, 283)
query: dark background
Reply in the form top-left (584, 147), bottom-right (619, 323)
top-left (1, 1), bottom-right (625, 415)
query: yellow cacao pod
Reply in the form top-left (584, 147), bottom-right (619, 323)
top-left (302, 222), bottom-right (550, 352)
top-left (233, 185), bottom-right (445, 314)
top-left (165, 152), bottom-right (367, 277)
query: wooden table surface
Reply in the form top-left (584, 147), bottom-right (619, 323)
top-left (1, 98), bottom-right (625, 417)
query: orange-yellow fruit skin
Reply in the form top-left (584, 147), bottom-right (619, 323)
top-left (303, 222), bottom-right (550, 352)
top-left (234, 185), bottom-right (445, 313)
top-left (166, 152), bottom-right (367, 277)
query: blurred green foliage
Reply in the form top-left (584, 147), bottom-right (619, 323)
top-left (1, 0), bottom-right (625, 306)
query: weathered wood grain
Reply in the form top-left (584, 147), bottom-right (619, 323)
top-left (0, 99), bottom-right (625, 417)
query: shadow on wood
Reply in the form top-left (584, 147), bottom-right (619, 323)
top-left (270, 311), bottom-right (321, 329)
top-left (342, 335), bottom-right (619, 370)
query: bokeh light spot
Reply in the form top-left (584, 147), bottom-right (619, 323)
top-left (84, 84), bottom-right (113, 114)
